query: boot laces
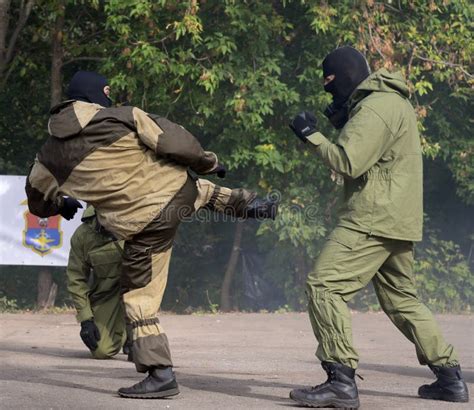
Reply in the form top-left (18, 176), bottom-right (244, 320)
top-left (310, 365), bottom-right (361, 390)
top-left (310, 370), bottom-right (336, 390)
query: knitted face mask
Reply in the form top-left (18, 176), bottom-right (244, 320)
top-left (67, 71), bottom-right (112, 108)
top-left (322, 46), bottom-right (370, 107)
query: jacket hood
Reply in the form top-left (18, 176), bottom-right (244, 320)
top-left (350, 68), bottom-right (409, 107)
top-left (48, 100), bottom-right (103, 139)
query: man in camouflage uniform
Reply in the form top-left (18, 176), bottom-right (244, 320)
top-left (288, 46), bottom-right (468, 408)
top-left (67, 206), bottom-right (129, 360)
top-left (26, 71), bottom-right (276, 399)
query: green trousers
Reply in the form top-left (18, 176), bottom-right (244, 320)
top-left (90, 291), bottom-right (126, 359)
top-left (306, 226), bottom-right (458, 369)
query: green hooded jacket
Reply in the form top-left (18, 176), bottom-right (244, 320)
top-left (308, 68), bottom-right (423, 241)
top-left (66, 206), bottom-right (124, 322)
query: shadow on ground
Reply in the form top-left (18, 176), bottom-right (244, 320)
top-left (359, 362), bottom-right (474, 383)
top-left (1, 340), bottom-right (472, 407)
top-left (178, 372), bottom-right (424, 406)
top-left (0, 341), bottom-right (91, 358)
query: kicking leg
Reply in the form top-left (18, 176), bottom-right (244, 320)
top-left (194, 179), bottom-right (277, 219)
top-left (118, 176), bottom-right (197, 398)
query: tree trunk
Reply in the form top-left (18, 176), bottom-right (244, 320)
top-left (220, 221), bottom-right (243, 312)
top-left (50, 1), bottom-right (64, 107)
top-left (34, 1), bottom-right (64, 310)
top-left (0, 0), bottom-right (11, 69)
top-left (0, 0), bottom-right (35, 87)
top-left (37, 270), bottom-right (57, 310)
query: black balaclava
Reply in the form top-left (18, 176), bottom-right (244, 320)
top-left (66, 71), bottom-right (112, 108)
top-left (322, 46), bottom-right (370, 129)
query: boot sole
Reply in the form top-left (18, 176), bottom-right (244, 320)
top-left (419, 392), bottom-right (469, 403)
top-left (290, 393), bottom-right (360, 409)
top-left (118, 387), bottom-right (180, 399)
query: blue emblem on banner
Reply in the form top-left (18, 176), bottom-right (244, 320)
top-left (23, 210), bottom-right (63, 257)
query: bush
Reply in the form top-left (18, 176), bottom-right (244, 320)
top-left (0, 296), bottom-right (19, 312)
top-left (414, 236), bottom-right (473, 313)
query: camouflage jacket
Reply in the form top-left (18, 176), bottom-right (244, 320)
top-left (26, 101), bottom-right (218, 239)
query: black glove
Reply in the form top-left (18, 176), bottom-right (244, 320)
top-left (289, 111), bottom-right (318, 142)
top-left (214, 164), bottom-right (226, 178)
top-left (60, 197), bottom-right (83, 220)
top-left (80, 319), bottom-right (101, 351)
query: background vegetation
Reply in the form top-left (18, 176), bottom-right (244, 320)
top-left (0, 0), bottom-right (472, 313)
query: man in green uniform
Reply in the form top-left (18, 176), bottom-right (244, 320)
top-left (67, 206), bottom-right (128, 359)
top-left (288, 46), bottom-right (469, 408)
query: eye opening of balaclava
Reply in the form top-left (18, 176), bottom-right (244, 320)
top-left (322, 46), bottom-right (370, 129)
top-left (66, 71), bottom-right (112, 108)
top-left (322, 46), bottom-right (370, 106)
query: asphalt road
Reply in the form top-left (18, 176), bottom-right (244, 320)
top-left (0, 312), bottom-right (472, 409)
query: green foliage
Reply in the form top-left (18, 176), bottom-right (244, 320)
top-left (0, 296), bottom-right (19, 313)
top-left (414, 236), bottom-right (473, 313)
top-left (205, 290), bottom-right (219, 314)
top-left (0, 0), bottom-right (472, 312)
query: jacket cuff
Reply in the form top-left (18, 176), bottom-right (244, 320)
top-left (56, 195), bottom-right (65, 210)
top-left (76, 306), bottom-right (94, 323)
top-left (197, 151), bottom-right (219, 174)
top-left (306, 132), bottom-right (329, 146)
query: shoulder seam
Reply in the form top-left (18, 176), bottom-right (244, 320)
top-left (360, 104), bottom-right (396, 140)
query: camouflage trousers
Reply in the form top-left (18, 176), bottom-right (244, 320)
top-left (121, 175), bottom-right (254, 373)
top-left (306, 226), bottom-right (459, 369)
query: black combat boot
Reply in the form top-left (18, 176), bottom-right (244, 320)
top-left (118, 366), bottom-right (179, 399)
top-left (418, 364), bottom-right (469, 403)
top-left (244, 198), bottom-right (278, 220)
top-left (290, 361), bottom-right (360, 408)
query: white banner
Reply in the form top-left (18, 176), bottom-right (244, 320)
top-left (0, 175), bottom-right (83, 266)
